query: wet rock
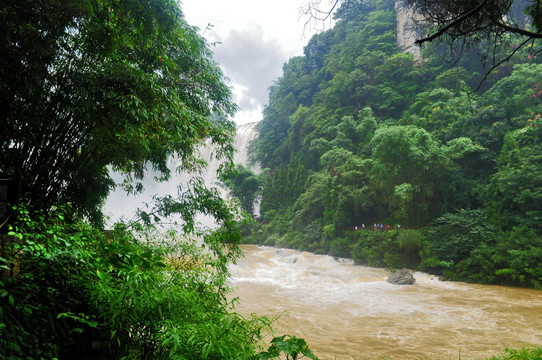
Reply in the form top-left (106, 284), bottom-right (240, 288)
top-left (387, 269), bottom-right (416, 285)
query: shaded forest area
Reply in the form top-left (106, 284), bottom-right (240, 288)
top-left (0, 1), bottom-right (315, 359)
top-left (242, 0), bottom-right (542, 288)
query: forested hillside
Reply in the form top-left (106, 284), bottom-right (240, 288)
top-left (243, 0), bottom-right (542, 288)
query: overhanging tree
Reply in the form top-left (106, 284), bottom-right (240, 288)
top-left (0, 0), bottom-right (237, 226)
top-left (403, 0), bottom-right (541, 46)
top-left (301, 0), bottom-right (542, 81)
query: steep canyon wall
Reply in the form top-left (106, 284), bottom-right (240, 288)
top-left (395, 0), bottom-right (426, 63)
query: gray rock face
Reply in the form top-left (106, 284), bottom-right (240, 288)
top-left (395, 1), bottom-right (426, 63)
top-left (387, 269), bottom-right (416, 285)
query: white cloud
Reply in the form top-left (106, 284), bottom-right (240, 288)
top-left (214, 27), bottom-right (285, 110)
top-left (181, 0), bottom-right (317, 124)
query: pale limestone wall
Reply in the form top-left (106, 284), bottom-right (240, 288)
top-left (395, 0), bottom-right (426, 63)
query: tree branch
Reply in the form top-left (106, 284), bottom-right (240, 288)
top-left (498, 22), bottom-right (542, 39)
top-left (470, 37), bottom-right (532, 93)
top-left (300, 0), bottom-right (341, 34)
top-left (415, 0), bottom-right (490, 44)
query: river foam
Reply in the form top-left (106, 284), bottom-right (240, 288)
top-left (230, 245), bottom-right (542, 360)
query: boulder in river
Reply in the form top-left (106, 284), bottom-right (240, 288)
top-left (387, 269), bottom-right (416, 285)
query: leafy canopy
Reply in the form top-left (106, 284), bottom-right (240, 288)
top-left (0, 0), bottom-right (237, 226)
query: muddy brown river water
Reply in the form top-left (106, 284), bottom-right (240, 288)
top-left (229, 245), bottom-right (542, 360)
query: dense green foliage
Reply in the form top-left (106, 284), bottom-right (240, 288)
top-left (0, 0), bottom-right (237, 226)
top-left (0, 205), bottom-right (268, 359)
top-left (487, 346), bottom-right (542, 360)
top-left (1, 206), bottom-right (320, 359)
top-left (244, 0), bottom-right (542, 288)
top-left (220, 165), bottom-right (263, 216)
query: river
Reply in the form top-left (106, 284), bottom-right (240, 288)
top-left (229, 244), bottom-right (542, 360)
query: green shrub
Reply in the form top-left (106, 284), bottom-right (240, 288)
top-left (454, 244), bottom-right (497, 283)
top-left (1, 205), bottom-right (100, 359)
top-left (0, 205), bottom-right (270, 359)
top-left (264, 233), bottom-right (282, 246)
top-left (257, 335), bottom-right (319, 360)
top-left (329, 237), bottom-right (351, 258)
top-left (350, 230), bottom-right (418, 269)
top-left (302, 220), bottom-right (324, 252)
top-left (263, 210), bottom-right (277, 222)
top-left (493, 226), bottom-right (542, 288)
top-left (398, 229), bottom-right (422, 254)
top-left (351, 231), bottom-right (392, 267)
top-left (487, 346), bottom-right (542, 360)
top-left (420, 210), bottom-right (542, 287)
top-left (424, 209), bottom-right (497, 264)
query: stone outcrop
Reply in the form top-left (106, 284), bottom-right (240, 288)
top-left (395, 0), bottom-right (426, 63)
top-left (387, 268), bottom-right (416, 285)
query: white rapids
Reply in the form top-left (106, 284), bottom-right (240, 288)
top-left (229, 245), bottom-right (542, 360)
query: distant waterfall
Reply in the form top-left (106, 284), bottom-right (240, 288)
top-left (103, 122), bottom-right (259, 225)
top-left (197, 122), bottom-right (260, 189)
top-left (232, 122), bottom-right (260, 171)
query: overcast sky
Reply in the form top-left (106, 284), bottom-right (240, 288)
top-left (181, 0), bottom-right (325, 124)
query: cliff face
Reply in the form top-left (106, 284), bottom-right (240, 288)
top-left (395, 1), bottom-right (425, 63)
